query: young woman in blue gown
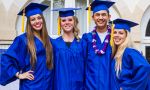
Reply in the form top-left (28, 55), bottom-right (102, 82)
top-left (0, 3), bottom-right (53, 90)
top-left (110, 18), bottom-right (150, 90)
top-left (52, 8), bottom-right (85, 90)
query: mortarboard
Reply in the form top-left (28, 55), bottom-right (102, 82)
top-left (86, 0), bottom-right (115, 14)
top-left (52, 8), bottom-right (81, 35)
top-left (111, 18), bottom-right (138, 32)
top-left (18, 3), bottom-right (48, 17)
top-left (52, 8), bottom-right (81, 17)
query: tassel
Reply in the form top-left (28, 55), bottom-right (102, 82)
top-left (110, 22), bottom-right (115, 47)
top-left (21, 9), bottom-right (25, 32)
top-left (88, 4), bottom-right (91, 27)
top-left (57, 16), bottom-right (61, 35)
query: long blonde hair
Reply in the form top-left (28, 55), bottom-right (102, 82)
top-left (26, 14), bottom-right (53, 70)
top-left (114, 30), bottom-right (130, 77)
top-left (72, 16), bottom-right (80, 41)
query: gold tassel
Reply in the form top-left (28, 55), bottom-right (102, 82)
top-left (57, 16), bottom-right (61, 35)
top-left (21, 9), bottom-right (25, 32)
top-left (110, 22), bottom-right (115, 47)
top-left (110, 22), bottom-right (115, 58)
top-left (88, 5), bottom-right (91, 27)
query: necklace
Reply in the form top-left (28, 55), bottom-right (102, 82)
top-left (92, 25), bottom-right (111, 55)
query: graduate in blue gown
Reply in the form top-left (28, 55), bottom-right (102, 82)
top-left (82, 1), bottom-right (115, 90)
top-left (0, 3), bottom-right (53, 90)
top-left (52, 8), bottom-right (85, 90)
top-left (110, 18), bottom-right (150, 90)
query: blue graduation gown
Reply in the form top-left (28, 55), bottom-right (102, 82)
top-left (82, 32), bottom-right (112, 90)
top-left (0, 33), bottom-right (53, 90)
top-left (111, 48), bottom-right (150, 90)
top-left (52, 36), bottom-right (84, 90)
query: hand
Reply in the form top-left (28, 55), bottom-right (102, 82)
top-left (16, 70), bottom-right (34, 80)
top-left (120, 87), bottom-right (123, 90)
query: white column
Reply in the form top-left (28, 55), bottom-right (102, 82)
top-left (65, 0), bottom-right (75, 8)
top-left (50, 0), bottom-right (53, 35)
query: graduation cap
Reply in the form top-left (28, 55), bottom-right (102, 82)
top-left (111, 18), bottom-right (139, 32)
top-left (86, 0), bottom-right (115, 14)
top-left (52, 8), bottom-right (81, 35)
top-left (18, 3), bottom-right (49, 32)
top-left (18, 3), bottom-right (48, 17)
top-left (52, 8), bottom-right (81, 17)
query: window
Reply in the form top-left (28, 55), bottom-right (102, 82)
top-left (146, 20), bottom-right (150, 36)
top-left (146, 46), bottom-right (150, 63)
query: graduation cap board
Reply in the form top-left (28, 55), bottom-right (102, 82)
top-left (111, 18), bottom-right (138, 32)
top-left (18, 3), bottom-right (49, 17)
top-left (86, 0), bottom-right (115, 14)
top-left (52, 8), bottom-right (81, 17)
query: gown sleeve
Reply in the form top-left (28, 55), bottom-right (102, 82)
top-left (120, 49), bottom-right (150, 90)
top-left (81, 33), bottom-right (88, 59)
top-left (81, 33), bottom-right (89, 90)
top-left (0, 36), bottom-right (27, 86)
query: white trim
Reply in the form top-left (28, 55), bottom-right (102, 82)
top-left (141, 44), bottom-right (150, 57)
top-left (141, 5), bottom-right (150, 40)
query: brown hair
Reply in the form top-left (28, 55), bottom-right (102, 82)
top-left (26, 14), bottom-right (53, 70)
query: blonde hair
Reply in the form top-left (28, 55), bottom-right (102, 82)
top-left (114, 30), bottom-right (130, 77)
top-left (26, 14), bottom-right (53, 70)
top-left (72, 16), bottom-right (80, 41)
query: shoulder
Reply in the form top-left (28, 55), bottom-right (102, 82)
top-left (124, 48), bottom-right (142, 56)
top-left (123, 47), bottom-right (145, 61)
top-left (54, 36), bottom-right (62, 42)
top-left (82, 32), bottom-right (92, 41)
top-left (51, 36), bottom-right (62, 46)
top-left (12, 33), bottom-right (27, 44)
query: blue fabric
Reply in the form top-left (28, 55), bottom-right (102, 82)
top-left (86, 1), bottom-right (115, 14)
top-left (18, 3), bottom-right (48, 17)
top-left (82, 32), bottom-right (112, 90)
top-left (111, 18), bottom-right (138, 32)
top-left (52, 8), bottom-right (81, 17)
top-left (110, 48), bottom-right (150, 90)
top-left (0, 33), bottom-right (53, 90)
top-left (52, 36), bottom-right (85, 90)
top-left (0, 49), bottom-right (6, 59)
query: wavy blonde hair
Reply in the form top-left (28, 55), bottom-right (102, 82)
top-left (72, 16), bottom-right (80, 41)
top-left (113, 30), bottom-right (131, 77)
top-left (26, 14), bottom-right (53, 70)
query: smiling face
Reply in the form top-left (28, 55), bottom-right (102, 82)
top-left (92, 10), bottom-right (110, 28)
top-left (113, 29), bottom-right (127, 46)
top-left (30, 14), bottom-right (43, 31)
top-left (60, 16), bottom-right (75, 33)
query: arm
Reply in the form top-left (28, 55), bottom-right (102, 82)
top-left (81, 33), bottom-right (89, 89)
top-left (0, 36), bottom-right (30, 85)
top-left (120, 49), bottom-right (150, 90)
